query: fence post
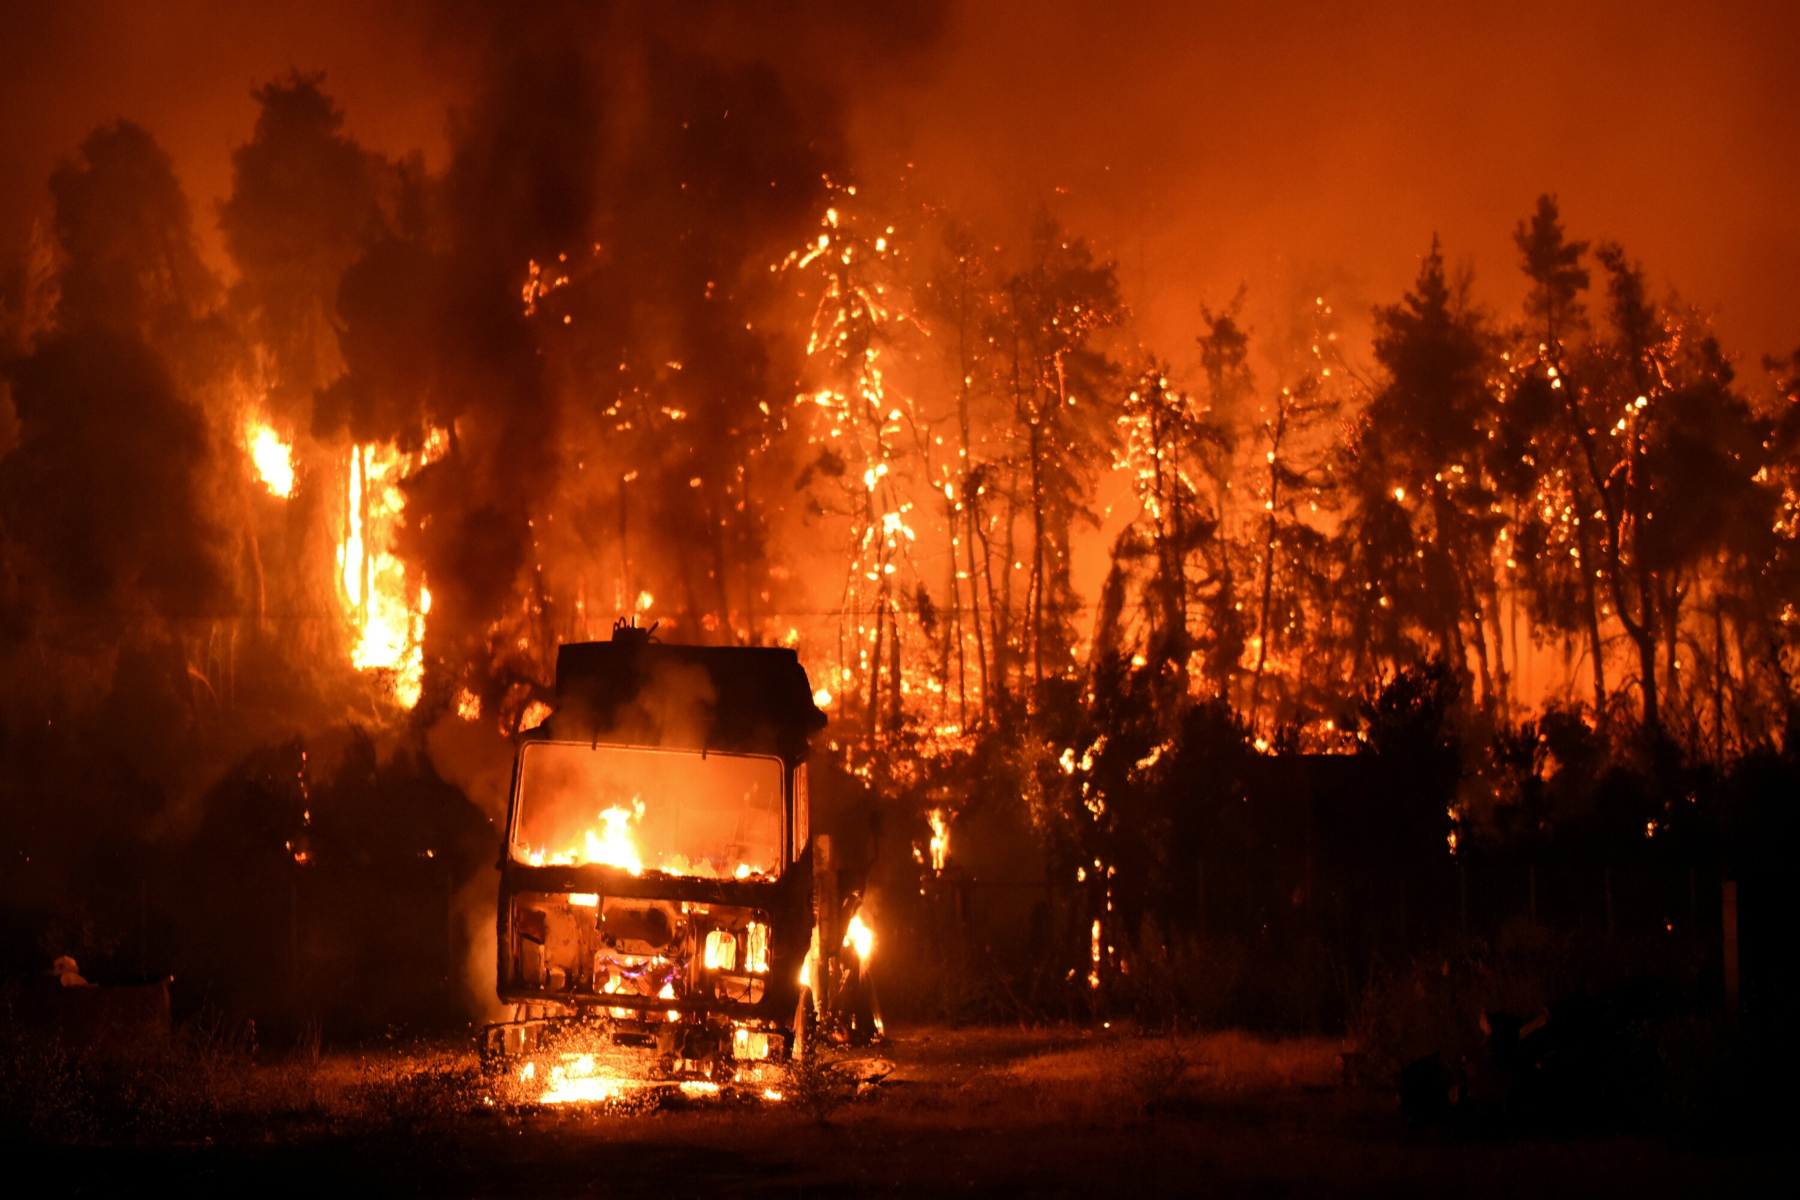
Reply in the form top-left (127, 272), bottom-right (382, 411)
top-left (1458, 861), bottom-right (1468, 942)
top-left (1604, 865), bottom-right (1615, 940)
top-left (816, 834), bottom-right (837, 1018)
top-left (1722, 879), bottom-right (1740, 1016)
top-left (290, 870), bottom-right (300, 1015)
top-left (1196, 862), bottom-right (1206, 940)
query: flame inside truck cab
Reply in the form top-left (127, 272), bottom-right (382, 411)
top-left (512, 743), bottom-right (784, 881)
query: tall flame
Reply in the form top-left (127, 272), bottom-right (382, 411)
top-left (337, 437), bottom-right (445, 709)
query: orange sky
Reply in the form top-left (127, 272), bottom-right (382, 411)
top-left (855, 0), bottom-right (1799, 374)
top-left (4, 0), bottom-right (1793, 365)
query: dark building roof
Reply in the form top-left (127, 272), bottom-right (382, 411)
top-left (544, 628), bottom-right (827, 761)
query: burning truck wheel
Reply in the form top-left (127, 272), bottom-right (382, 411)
top-left (479, 623), bottom-right (875, 1103)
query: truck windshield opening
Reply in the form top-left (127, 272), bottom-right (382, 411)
top-left (511, 742), bottom-right (784, 880)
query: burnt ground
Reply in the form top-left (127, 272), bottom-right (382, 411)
top-left (35, 1026), bottom-right (1794, 1197)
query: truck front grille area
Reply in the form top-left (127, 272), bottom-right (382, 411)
top-left (506, 891), bottom-right (772, 1012)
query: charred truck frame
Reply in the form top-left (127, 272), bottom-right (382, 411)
top-left (482, 625), bottom-right (875, 1086)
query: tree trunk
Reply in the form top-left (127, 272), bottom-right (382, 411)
top-left (1575, 510), bottom-right (1607, 717)
top-left (946, 495), bottom-right (967, 727)
top-left (1029, 413), bottom-right (1045, 691)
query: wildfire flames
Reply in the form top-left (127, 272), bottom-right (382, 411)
top-left (244, 412), bottom-right (433, 716)
top-left (337, 437), bottom-right (444, 709)
top-left (244, 416), bottom-right (434, 712)
top-left (4, 14), bottom-right (1788, 1103)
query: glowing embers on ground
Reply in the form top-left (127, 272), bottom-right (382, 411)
top-left (245, 418), bottom-right (295, 497)
top-left (513, 1050), bottom-right (786, 1107)
top-left (523, 1054), bottom-right (626, 1105)
top-left (338, 435), bottom-right (446, 708)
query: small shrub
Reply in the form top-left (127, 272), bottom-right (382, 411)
top-left (0, 1023), bottom-right (94, 1145)
top-left (1121, 1035), bottom-right (1190, 1115)
top-left (784, 1050), bottom-right (856, 1124)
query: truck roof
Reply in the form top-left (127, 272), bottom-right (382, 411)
top-left (544, 629), bottom-right (827, 762)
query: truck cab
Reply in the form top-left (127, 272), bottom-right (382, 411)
top-left (482, 626), bottom-right (860, 1088)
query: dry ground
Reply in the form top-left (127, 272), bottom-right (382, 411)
top-left (37, 1025), bottom-right (1794, 1197)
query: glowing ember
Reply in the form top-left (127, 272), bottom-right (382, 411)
top-left (926, 809), bottom-right (949, 872)
top-left (245, 420), bottom-right (294, 497)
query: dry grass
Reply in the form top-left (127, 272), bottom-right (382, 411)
top-left (989, 1027), bottom-right (1339, 1122)
top-left (5, 1022), bottom-right (1788, 1197)
top-left (0, 1013), bottom-right (483, 1147)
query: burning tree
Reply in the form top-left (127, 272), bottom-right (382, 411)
top-left (1100, 363), bottom-right (1227, 696)
top-left (997, 217), bottom-right (1123, 696)
top-left (790, 182), bottom-right (923, 740)
top-left (1243, 296), bottom-right (1349, 737)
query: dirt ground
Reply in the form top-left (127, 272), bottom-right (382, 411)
top-left (40, 1025), bottom-right (1794, 1197)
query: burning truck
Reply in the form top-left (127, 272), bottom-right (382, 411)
top-left (481, 623), bottom-right (878, 1102)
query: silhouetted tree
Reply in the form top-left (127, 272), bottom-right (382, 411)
top-left (220, 73), bottom-right (397, 430)
top-left (1347, 238), bottom-right (1500, 695)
